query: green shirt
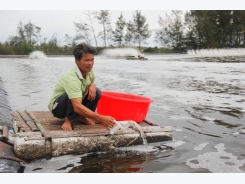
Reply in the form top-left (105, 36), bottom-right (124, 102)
top-left (48, 65), bottom-right (95, 112)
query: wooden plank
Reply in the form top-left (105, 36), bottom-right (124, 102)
top-left (24, 135), bottom-right (45, 141)
top-left (135, 121), bottom-right (151, 127)
top-left (11, 110), bottom-right (171, 139)
top-left (17, 131), bottom-right (42, 138)
top-left (10, 111), bottom-right (30, 132)
top-left (21, 128), bottom-right (32, 132)
top-left (143, 119), bottom-right (158, 126)
top-left (32, 111), bottom-right (58, 119)
top-left (40, 123), bottom-right (138, 138)
top-left (25, 110), bottom-right (52, 140)
top-left (16, 110), bottom-right (39, 131)
top-left (24, 137), bottom-right (45, 141)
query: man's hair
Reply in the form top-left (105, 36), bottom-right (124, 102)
top-left (73, 43), bottom-right (96, 60)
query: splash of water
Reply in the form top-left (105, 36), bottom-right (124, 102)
top-left (101, 48), bottom-right (142, 58)
top-left (29, 51), bottom-right (47, 59)
top-left (110, 120), bottom-right (148, 145)
top-left (130, 121), bottom-right (147, 145)
top-left (187, 48), bottom-right (245, 56)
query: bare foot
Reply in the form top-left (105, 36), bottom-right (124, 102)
top-left (61, 117), bottom-right (73, 130)
top-left (80, 116), bottom-right (95, 125)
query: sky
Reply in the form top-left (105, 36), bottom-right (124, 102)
top-left (0, 0), bottom-right (241, 47)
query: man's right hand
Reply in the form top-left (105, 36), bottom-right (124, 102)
top-left (99, 115), bottom-right (116, 129)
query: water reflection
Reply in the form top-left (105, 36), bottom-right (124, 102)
top-left (68, 151), bottom-right (151, 173)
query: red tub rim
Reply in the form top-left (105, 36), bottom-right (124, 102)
top-left (101, 91), bottom-right (153, 103)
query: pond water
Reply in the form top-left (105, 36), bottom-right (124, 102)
top-left (0, 50), bottom-right (245, 173)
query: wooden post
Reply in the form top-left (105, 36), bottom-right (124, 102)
top-left (0, 125), bottom-right (10, 144)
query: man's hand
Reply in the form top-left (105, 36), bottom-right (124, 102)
top-left (87, 83), bottom-right (96, 101)
top-left (99, 115), bottom-right (116, 129)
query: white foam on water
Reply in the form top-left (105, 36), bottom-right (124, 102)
top-left (186, 143), bottom-right (245, 173)
top-left (187, 48), bottom-right (245, 57)
top-left (168, 115), bottom-right (195, 120)
top-left (202, 116), bottom-right (215, 121)
top-left (174, 128), bottom-right (183, 132)
top-left (29, 51), bottom-right (47, 59)
top-left (202, 116), bottom-right (216, 123)
top-left (23, 154), bottom-right (82, 173)
top-left (194, 143), bottom-right (209, 151)
top-left (164, 140), bottom-right (186, 147)
top-left (118, 140), bottom-right (186, 153)
top-left (155, 104), bottom-right (174, 111)
top-left (119, 144), bottom-right (157, 153)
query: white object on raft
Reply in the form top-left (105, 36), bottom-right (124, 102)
top-left (110, 120), bottom-right (133, 135)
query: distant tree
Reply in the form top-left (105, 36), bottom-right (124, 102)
top-left (16, 21), bottom-right (41, 46)
top-left (106, 25), bottom-right (114, 47)
top-left (73, 22), bottom-right (91, 45)
top-left (112, 12), bottom-right (126, 47)
top-left (96, 10), bottom-right (111, 48)
top-left (64, 34), bottom-right (73, 46)
top-left (73, 11), bottom-right (99, 47)
top-left (47, 33), bottom-right (59, 54)
top-left (232, 10), bottom-right (245, 47)
top-left (124, 20), bottom-right (135, 47)
top-left (154, 16), bottom-right (171, 47)
top-left (155, 10), bottom-right (184, 50)
top-left (132, 10), bottom-right (151, 50)
top-left (83, 10), bottom-right (99, 47)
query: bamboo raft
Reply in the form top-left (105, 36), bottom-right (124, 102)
top-left (9, 110), bottom-right (173, 161)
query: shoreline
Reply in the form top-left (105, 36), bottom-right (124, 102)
top-left (0, 55), bottom-right (28, 58)
top-left (0, 55), bottom-right (73, 58)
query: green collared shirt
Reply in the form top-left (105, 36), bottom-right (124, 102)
top-left (48, 65), bottom-right (95, 112)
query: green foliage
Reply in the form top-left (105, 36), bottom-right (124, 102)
top-left (184, 10), bottom-right (245, 49)
top-left (155, 10), bottom-right (184, 50)
top-left (112, 12), bottom-right (126, 47)
top-left (144, 46), bottom-right (159, 53)
top-left (96, 10), bottom-right (111, 48)
top-left (132, 10), bottom-right (151, 49)
top-left (1, 11), bottom-right (245, 56)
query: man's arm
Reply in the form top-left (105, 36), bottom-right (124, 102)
top-left (71, 97), bottom-right (115, 128)
top-left (87, 83), bottom-right (96, 101)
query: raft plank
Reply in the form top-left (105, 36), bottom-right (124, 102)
top-left (24, 135), bottom-right (45, 141)
top-left (20, 128), bottom-right (32, 132)
top-left (17, 110), bottom-right (39, 131)
top-left (143, 119), bottom-right (158, 126)
top-left (25, 110), bottom-right (52, 140)
top-left (10, 111), bottom-right (30, 133)
top-left (11, 110), bottom-right (173, 139)
top-left (17, 131), bottom-right (43, 138)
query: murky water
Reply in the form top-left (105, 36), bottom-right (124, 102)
top-left (0, 52), bottom-right (245, 173)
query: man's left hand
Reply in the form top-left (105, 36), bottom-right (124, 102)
top-left (87, 83), bottom-right (96, 101)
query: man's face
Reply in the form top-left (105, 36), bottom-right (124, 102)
top-left (76, 53), bottom-right (94, 76)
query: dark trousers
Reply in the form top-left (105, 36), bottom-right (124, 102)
top-left (52, 87), bottom-right (101, 121)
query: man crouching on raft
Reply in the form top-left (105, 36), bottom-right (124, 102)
top-left (48, 43), bottom-right (115, 130)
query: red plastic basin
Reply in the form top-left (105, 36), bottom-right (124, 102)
top-left (97, 91), bottom-right (153, 123)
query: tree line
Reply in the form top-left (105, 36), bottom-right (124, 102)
top-left (0, 10), bottom-right (245, 55)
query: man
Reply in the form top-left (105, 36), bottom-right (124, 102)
top-left (48, 43), bottom-right (115, 131)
